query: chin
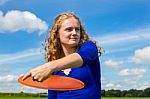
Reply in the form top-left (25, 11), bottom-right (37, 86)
top-left (69, 42), bottom-right (79, 47)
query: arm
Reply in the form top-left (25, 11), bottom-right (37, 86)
top-left (22, 53), bottom-right (83, 81)
top-left (22, 41), bottom-right (98, 82)
top-left (51, 53), bottom-right (83, 71)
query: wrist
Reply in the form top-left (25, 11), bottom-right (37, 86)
top-left (45, 60), bottom-right (60, 73)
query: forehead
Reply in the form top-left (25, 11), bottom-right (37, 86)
top-left (61, 17), bottom-right (80, 28)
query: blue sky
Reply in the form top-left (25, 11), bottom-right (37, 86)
top-left (0, 0), bottom-right (150, 93)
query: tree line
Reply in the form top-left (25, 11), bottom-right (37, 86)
top-left (1, 87), bottom-right (150, 97)
top-left (101, 87), bottom-right (150, 97)
top-left (0, 92), bottom-right (47, 97)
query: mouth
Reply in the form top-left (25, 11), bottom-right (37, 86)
top-left (70, 38), bottom-right (78, 40)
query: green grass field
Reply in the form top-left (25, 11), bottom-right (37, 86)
top-left (102, 97), bottom-right (150, 99)
top-left (0, 97), bottom-right (44, 99)
top-left (0, 97), bottom-right (150, 99)
top-left (0, 97), bottom-right (46, 99)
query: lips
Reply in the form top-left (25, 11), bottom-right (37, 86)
top-left (70, 38), bottom-right (77, 39)
top-left (70, 38), bottom-right (78, 40)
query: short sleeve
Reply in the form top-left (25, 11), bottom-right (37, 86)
top-left (76, 41), bottom-right (98, 66)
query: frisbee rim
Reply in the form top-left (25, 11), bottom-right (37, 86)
top-left (18, 75), bottom-right (84, 91)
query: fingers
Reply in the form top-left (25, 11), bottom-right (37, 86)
top-left (22, 72), bottom-right (31, 81)
top-left (36, 78), bottom-right (43, 82)
top-left (21, 65), bottom-right (52, 82)
top-left (33, 75), bottom-right (46, 82)
top-left (32, 76), bottom-right (40, 82)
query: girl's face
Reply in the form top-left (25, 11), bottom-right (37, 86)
top-left (58, 17), bottom-right (81, 48)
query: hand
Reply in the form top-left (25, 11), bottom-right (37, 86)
top-left (22, 63), bottom-right (54, 82)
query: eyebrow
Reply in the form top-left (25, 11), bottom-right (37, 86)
top-left (64, 26), bottom-right (80, 28)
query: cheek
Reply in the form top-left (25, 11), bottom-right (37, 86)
top-left (59, 32), bottom-right (70, 41)
top-left (61, 33), bottom-right (70, 38)
top-left (78, 33), bottom-right (81, 37)
top-left (78, 33), bottom-right (81, 39)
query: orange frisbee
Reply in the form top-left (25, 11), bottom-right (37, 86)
top-left (18, 75), bottom-right (84, 91)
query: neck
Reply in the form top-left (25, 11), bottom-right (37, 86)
top-left (61, 44), bottom-right (77, 56)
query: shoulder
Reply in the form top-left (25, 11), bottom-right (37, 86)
top-left (79, 41), bottom-right (97, 49)
top-left (82, 41), bottom-right (96, 45)
top-left (77, 41), bottom-right (98, 54)
top-left (81, 41), bottom-right (96, 46)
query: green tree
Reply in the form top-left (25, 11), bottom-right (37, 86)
top-left (144, 87), bottom-right (150, 97)
top-left (120, 90), bottom-right (127, 97)
top-left (137, 90), bottom-right (144, 97)
top-left (105, 89), bottom-right (121, 97)
top-left (101, 90), bottom-right (105, 97)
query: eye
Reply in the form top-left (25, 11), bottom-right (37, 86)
top-left (65, 27), bottom-right (73, 32)
top-left (75, 27), bottom-right (80, 32)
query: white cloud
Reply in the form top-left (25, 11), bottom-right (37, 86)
top-left (101, 77), bottom-right (109, 86)
top-left (0, 68), bottom-right (10, 72)
top-left (0, 10), bottom-right (48, 35)
top-left (94, 27), bottom-right (150, 55)
top-left (102, 77), bottom-right (144, 90)
top-left (0, 83), bottom-right (47, 93)
top-left (102, 80), bottom-right (122, 90)
top-left (102, 79), bottom-right (150, 90)
top-left (101, 77), bottom-right (114, 89)
top-left (103, 59), bottom-right (123, 68)
top-left (138, 82), bottom-right (150, 90)
top-left (0, 75), bottom-right (17, 82)
top-left (0, 48), bottom-right (43, 65)
top-left (17, 86), bottom-right (47, 93)
top-left (0, 0), bottom-right (10, 5)
top-left (118, 68), bottom-right (146, 78)
top-left (101, 76), bottom-right (122, 90)
top-left (131, 46), bottom-right (150, 64)
top-left (103, 83), bottom-right (122, 90)
top-left (95, 27), bottom-right (150, 46)
top-left (0, 48), bottom-right (46, 93)
top-left (105, 83), bottom-right (114, 88)
top-left (0, 75), bottom-right (47, 93)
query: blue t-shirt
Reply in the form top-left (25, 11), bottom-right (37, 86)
top-left (48, 41), bottom-right (101, 99)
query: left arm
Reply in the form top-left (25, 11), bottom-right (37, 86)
top-left (22, 53), bottom-right (83, 82)
top-left (22, 41), bottom-right (98, 82)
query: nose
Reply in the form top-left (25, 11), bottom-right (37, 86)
top-left (72, 29), bottom-right (77, 35)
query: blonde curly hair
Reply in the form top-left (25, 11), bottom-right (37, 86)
top-left (44, 12), bottom-right (101, 62)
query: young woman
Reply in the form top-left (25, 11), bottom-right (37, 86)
top-left (23, 12), bottom-right (101, 99)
